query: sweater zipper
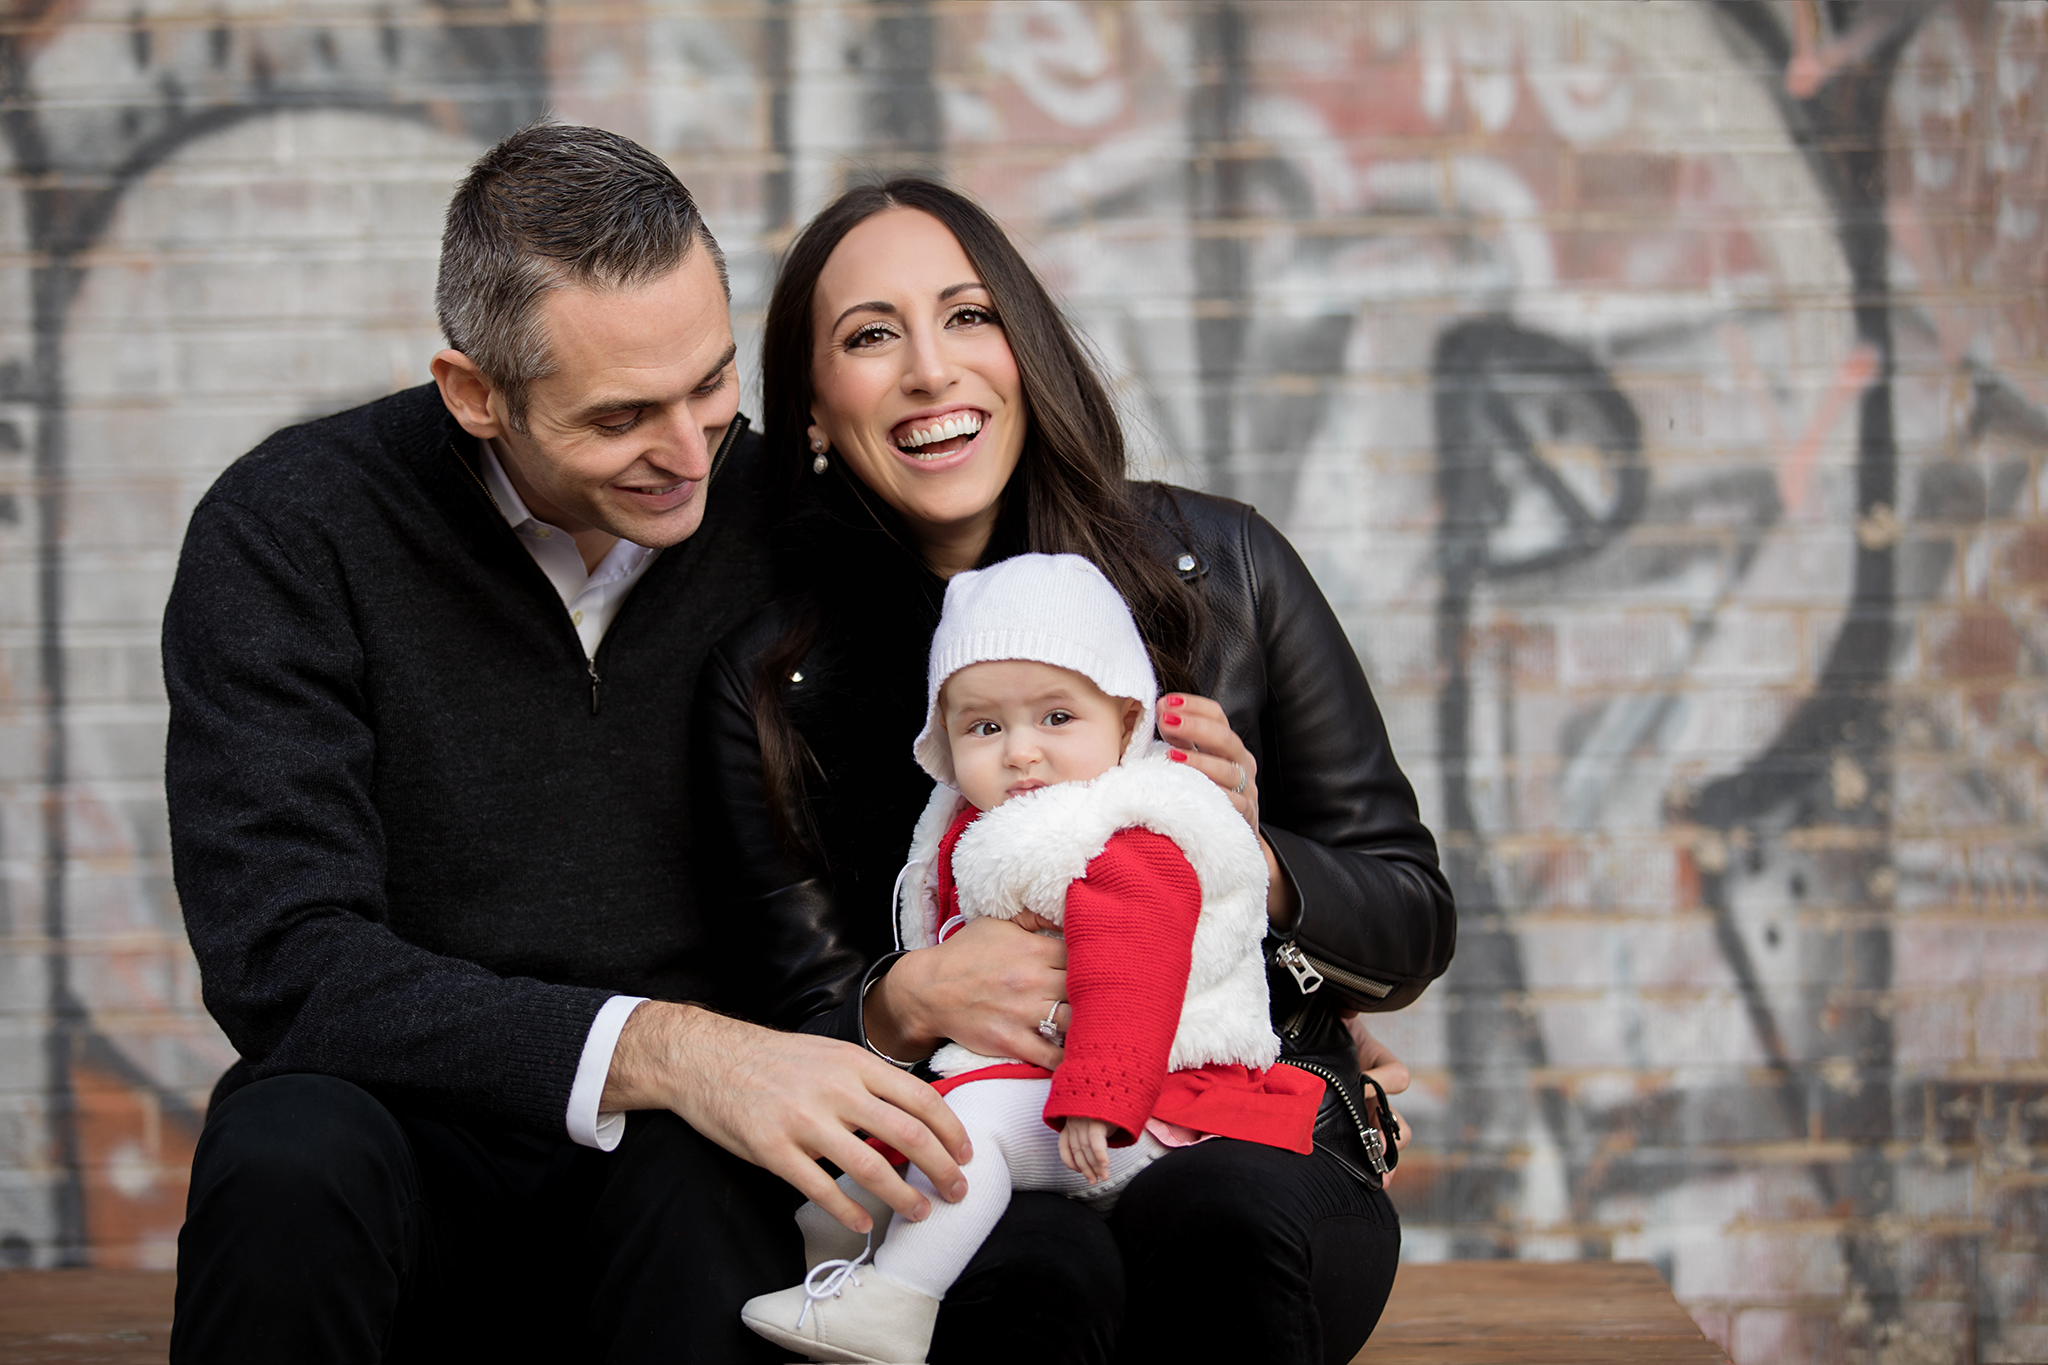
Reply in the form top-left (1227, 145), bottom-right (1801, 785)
top-left (448, 415), bottom-right (751, 720)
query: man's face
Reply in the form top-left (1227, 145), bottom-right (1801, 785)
top-left (481, 246), bottom-right (739, 550)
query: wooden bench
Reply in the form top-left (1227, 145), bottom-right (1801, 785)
top-left (0, 1261), bottom-right (1729, 1363)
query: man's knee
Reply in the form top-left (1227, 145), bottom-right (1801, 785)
top-left (188, 1073), bottom-right (414, 1223)
top-left (605, 1109), bottom-right (800, 1224)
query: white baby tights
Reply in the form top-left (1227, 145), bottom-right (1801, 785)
top-left (871, 1077), bottom-right (1167, 1300)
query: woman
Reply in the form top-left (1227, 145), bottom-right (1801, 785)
top-left (694, 179), bottom-right (1455, 1365)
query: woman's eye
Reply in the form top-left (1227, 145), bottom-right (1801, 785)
top-left (845, 323), bottom-right (895, 350)
top-left (948, 305), bottom-right (997, 329)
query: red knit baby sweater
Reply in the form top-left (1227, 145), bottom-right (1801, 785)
top-left (932, 805), bottom-right (1322, 1153)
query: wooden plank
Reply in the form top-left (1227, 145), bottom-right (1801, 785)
top-left (0, 1270), bottom-right (174, 1364)
top-left (1362, 1261), bottom-right (1729, 1365)
top-left (0, 1263), bottom-right (1729, 1365)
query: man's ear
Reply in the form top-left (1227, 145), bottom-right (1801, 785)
top-left (431, 350), bottom-right (506, 441)
top-left (1122, 698), bottom-right (1144, 747)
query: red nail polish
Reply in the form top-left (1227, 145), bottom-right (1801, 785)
top-left (1164, 695), bottom-right (1185, 708)
top-left (1162, 714), bottom-right (1181, 727)
top-left (1169, 749), bottom-right (1187, 763)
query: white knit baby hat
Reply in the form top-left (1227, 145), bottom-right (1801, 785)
top-left (912, 553), bottom-right (1159, 788)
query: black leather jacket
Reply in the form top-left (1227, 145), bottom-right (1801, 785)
top-left (691, 483), bottom-right (1456, 1066)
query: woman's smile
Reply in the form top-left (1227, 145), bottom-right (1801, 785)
top-left (892, 405), bottom-right (987, 461)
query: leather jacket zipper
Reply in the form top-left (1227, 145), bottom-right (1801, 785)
top-left (1288, 1054), bottom-right (1392, 1181)
top-left (1275, 940), bottom-right (1393, 1002)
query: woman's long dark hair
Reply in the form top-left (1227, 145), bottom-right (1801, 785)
top-left (752, 177), bottom-right (1206, 856)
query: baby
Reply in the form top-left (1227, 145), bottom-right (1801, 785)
top-left (742, 553), bottom-right (1325, 1365)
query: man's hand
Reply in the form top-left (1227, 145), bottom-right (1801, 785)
top-left (1058, 1117), bottom-right (1113, 1184)
top-left (1345, 1015), bottom-right (1411, 1098)
top-left (603, 1002), bottom-right (972, 1234)
top-left (1345, 1015), bottom-right (1413, 1186)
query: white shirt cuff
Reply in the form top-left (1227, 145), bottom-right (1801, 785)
top-left (567, 995), bottom-right (647, 1151)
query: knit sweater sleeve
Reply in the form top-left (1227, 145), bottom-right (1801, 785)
top-left (164, 496), bottom-right (608, 1136)
top-left (1043, 828), bottom-right (1202, 1142)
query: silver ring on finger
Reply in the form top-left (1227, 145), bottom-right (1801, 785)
top-left (1231, 761), bottom-right (1249, 795)
top-left (1037, 1001), bottom-right (1065, 1045)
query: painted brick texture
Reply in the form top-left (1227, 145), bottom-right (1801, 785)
top-left (0, 2), bottom-right (2040, 1361)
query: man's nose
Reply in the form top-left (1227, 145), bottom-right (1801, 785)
top-left (644, 404), bottom-right (714, 479)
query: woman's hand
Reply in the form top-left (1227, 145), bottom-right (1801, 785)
top-left (1347, 1015), bottom-right (1413, 1185)
top-left (864, 915), bottom-right (1069, 1069)
top-left (1157, 693), bottom-right (1300, 928)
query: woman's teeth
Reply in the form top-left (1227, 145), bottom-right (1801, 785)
top-left (897, 412), bottom-right (984, 454)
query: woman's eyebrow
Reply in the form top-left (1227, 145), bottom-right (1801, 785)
top-left (830, 300), bottom-right (895, 333)
top-left (938, 281), bottom-right (985, 301)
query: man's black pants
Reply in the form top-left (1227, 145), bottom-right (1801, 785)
top-left (170, 1073), bottom-right (1131, 1364)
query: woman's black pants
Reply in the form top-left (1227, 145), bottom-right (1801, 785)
top-left (938, 1133), bottom-right (1401, 1365)
top-left (174, 1075), bottom-right (1394, 1364)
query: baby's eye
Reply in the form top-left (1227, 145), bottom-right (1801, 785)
top-left (966, 720), bottom-right (1001, 737)
top-left (1043, 709), bottom-right (1075, 727)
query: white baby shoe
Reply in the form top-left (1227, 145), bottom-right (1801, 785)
top-left (795, 1174), bottom-right (896, 1270)
top-left (740, 1254), bottom-right (940, 1365)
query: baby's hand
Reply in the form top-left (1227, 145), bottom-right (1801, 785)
top-left (1059, 1117), bottom-right (1113, 1184)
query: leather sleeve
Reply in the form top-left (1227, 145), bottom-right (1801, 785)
top-left (1233, 508), bottom-right (1457, 1014)
top-left (690, 612), bottom-right (870, 1039)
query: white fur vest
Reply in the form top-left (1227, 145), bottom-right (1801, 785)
top-left (895, 745), bottom-right (1279, 1078)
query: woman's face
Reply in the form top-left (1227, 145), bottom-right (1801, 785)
top-left (808, 207), bottom-right (1027, 573)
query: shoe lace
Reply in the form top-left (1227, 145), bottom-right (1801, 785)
top-left (797, 1230), bottom-right (874, 1331)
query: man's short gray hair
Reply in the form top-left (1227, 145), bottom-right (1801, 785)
top-left (436, 122), bottom-right (729, 431)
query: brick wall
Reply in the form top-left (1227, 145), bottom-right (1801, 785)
top-left (0, 2), bottom-right (2040, 1360)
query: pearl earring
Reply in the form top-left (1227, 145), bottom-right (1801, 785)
top-left (810, 437), bottom-right (828, 475)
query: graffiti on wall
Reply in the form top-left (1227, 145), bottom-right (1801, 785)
top-left (0, 2), bottom-right (2041, 1359)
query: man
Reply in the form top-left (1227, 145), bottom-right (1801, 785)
top-left (164, 123), bottom-right (968, 1364)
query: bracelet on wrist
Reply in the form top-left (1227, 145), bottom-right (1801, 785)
top-left (859, 955), bottom-right (921, 1069)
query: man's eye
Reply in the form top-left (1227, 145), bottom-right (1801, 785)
top-left (594, 411), bottom-right (640, 433)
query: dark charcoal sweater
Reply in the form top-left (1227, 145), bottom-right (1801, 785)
top-left (163, 383), bottom-right (774, 1137)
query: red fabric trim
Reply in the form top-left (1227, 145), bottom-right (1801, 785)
top-left (1151, 1062), bottom-right (1324, 1155)
top-left (931, 804), bottom-right (978, 942)
top-left (931, 1063), bottom-right (1052, 1096)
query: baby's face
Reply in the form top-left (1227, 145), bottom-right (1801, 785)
top-left (943, 660), bottom-right (1140, 812)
